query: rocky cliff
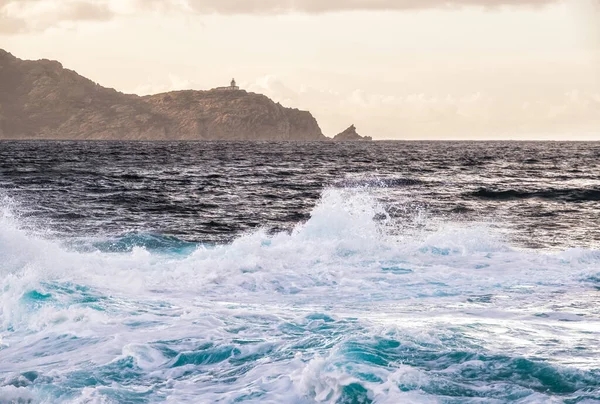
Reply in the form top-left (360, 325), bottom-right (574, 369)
top-left (0, 49), bottom-right (327, 141)
top-left (144, 90), bottom-right (324, 141)
top-left (333, 125), bottom-right (372, 141)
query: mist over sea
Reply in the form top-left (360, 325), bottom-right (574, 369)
top-left (1, 141), bottom-right (599, 403)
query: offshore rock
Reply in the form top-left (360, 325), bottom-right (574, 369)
top-left (333, 125), bottom-right (372, 141)
top-left (0, 49), bottom-right (326, 141)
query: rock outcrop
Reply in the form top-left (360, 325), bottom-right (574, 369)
top-left (333, 125), bottom-right (372, 142)
top-left (0, 49), bottom-right (327, 141)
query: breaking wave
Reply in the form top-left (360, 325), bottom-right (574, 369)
top-left (1, 189), bottom-right (600, 403)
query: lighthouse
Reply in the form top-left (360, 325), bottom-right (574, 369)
top-left (214, 78), bottom-right (240, 91)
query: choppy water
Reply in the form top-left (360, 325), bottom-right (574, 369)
top-left (0, 141), bottom-right (599, 403)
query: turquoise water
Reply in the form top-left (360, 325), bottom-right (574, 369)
top-left (1, 189), bottom-right (600, 403)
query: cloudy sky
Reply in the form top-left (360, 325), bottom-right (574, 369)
top-left (1, 0), bottom-right (599, 139)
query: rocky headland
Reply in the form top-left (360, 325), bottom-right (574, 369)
top-left (333, 125), bottom-right (372, 141)
top-left (0, 49), bottom-right (329, 141)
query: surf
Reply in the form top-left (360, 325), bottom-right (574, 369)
top-left (1, 189), bottom-right (599, 403)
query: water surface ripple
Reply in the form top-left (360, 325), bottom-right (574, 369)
top-left (0, 141), bottom-right (599, 403)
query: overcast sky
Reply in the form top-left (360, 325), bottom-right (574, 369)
top-left (2, 0), bottom-right (599, 139)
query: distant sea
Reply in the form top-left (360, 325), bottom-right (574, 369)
top-left (1, 141), bottom-right (599, 403)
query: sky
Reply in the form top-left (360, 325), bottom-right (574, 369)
top-left (1, 0), bottom-right (599, 139)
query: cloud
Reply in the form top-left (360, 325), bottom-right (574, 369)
top-left (62, 1), bottom-right (112, 20)
top-left (0, 0), bottom-right (565, 34)
top-left (184, 0), bottom-right (558, 14)
top-left (0, 0), bottom-right (113, 34)
top-left (244, 74), bottom-right (600, 138)
top-left (0, 15), bottom-right (25, 34)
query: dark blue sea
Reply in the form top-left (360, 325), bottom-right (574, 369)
top-left (0, 141), bottom-right (599, 403)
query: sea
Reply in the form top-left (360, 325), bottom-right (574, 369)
top-left (0, 141), bottom-right (599, 404)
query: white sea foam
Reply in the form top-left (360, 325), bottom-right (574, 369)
top-left (1, 189), bottom-right (599, 403)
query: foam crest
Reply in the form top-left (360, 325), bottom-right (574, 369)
top-left (0, 200), bottom-right (59, 276)
top-left (292, 189), bottom-right (387, 245)
top-left (1, 188), bottom-right (599, 306)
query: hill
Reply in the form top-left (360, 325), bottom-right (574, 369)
top-left (0, 49), bottom-right (327, 141)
